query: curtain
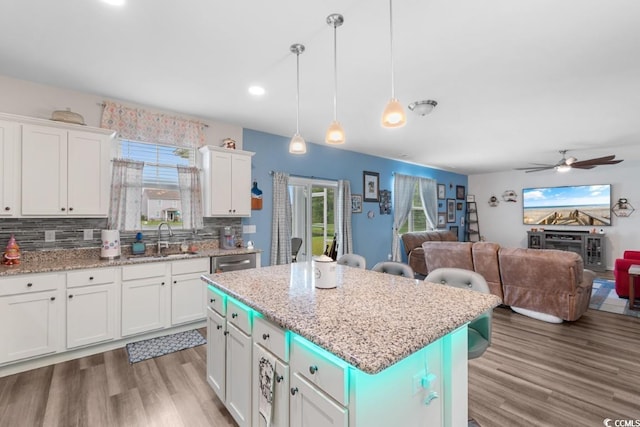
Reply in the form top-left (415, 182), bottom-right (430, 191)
top-left (418, 177), bottom-right (438, 230)
top-left (391, 174), bottom-right (418, 261)
top-left (336, 180), bottom-right (353, 257)
top-left (177, 166), bottom-right (204, 232)
top-left (107, 159), bottom-right (144, 230)
top-left (270, 172), bottom-right (292, 265)
top-left (100, 101), bottom-right (205, 148)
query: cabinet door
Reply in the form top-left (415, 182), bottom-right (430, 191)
top-left (209, 150), bottom-right (233, 215)
top-left (0, 290), bottom-right (59, 364)
top-left (289, 373), bottom-right (348, 427)
top-left (226, 322), bottom-right (252, 427)
top-left (67, 130), bottom-right (111, 215)
top-left (66, 284), bottom-right (116, 349)
top-left (207, 307), bottom-right (226, 402)
top-left (0, 120), bottom-right (17, 216)
top-left (121, 277), bottom-right (169, 336)
top-left (252, 344), bottom-right (290, 427)
top-left (230, 153), bottom-right (252, 216)
top-left (172, 275), bottom-right (207, 325)
top-left (21, 124), bottom-right (67, 215)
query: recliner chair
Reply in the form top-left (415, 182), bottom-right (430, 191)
top-left (614, 250), bottom-right (640, 297)
top-left (425, 267), bottom-right (492, 359)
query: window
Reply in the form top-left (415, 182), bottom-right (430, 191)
top-left (398, 185), bottom-right (427, 234)
top-left (117, 140), bottom-right (196, 230)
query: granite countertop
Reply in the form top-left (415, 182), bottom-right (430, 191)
top-left (0, 242), bottom-right (261, 277)
top-left (202, 263), bottom-right (502, 374)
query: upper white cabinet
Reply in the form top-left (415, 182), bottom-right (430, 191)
top-left (21, 124), bottom-right (112, 216)
top-left (0, 120), bottom-right (18, 216)
top-left (200, 145), bottom-right (254, 217)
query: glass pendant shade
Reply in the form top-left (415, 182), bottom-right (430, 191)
top-left (325, 120), bottom-right (345, 145)
top-left (382, 98), bottom-right (406, 127)
top-left (289, 133), bottom-right (306, 154)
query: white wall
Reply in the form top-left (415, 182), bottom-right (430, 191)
top-left (0, 74), bottom-right (243, 148)
top-left (469, 162), bottom-right (640, 270)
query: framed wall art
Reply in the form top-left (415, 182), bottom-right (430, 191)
top-left (379, 189), bottom-right (391, 215)
top-left (456, 185), bottom-right (465, 200)
top-left (351, 194), bottom-right (362, 213)
top-left (363, 171), bottom-right (380, 202)
top-left (456, 202), bottom-right (463, 211)
top-left (449, 225), bottom-right (459, 239)
top-left (438, 183), bottom-right (446, 200)
top-left (437, 212), bottom-right (446, 228)
top-left (447, 199), bottom-right (456, 223)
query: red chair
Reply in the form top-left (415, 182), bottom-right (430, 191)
top-left (613, 251), bottom-right (640, 297)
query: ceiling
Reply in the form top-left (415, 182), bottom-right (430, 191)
top-left (1, 0), bottom-right (639, 175)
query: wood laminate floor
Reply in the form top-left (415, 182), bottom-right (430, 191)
top-left (1, 309), bottom-right (639, 427)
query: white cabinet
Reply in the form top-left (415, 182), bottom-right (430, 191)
top-left (226, 322), bottom-right (252, 427)
top-left (21, 123), bottom-right (112, 216)
top-left (66, 268), bottom-right (118, 349)
top-left (171, 258), bottom-right (209, 325)
top-left (252, 316), bottom-right (290, 427)
top-left (207, 304), bottom-right (227, 400)
top-left (200, 145), bottom-right (254, 217)
top-left (121, 263), bottom-right (170, 337)
top-left (0, 273), bottom-right (65, 364)
top-left (290, 373), bottom-right (348, 427)
top-left (0, 120), bottom-right (18, 216)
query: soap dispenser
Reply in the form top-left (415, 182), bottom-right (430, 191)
top-left (132, 232), bottom-right (146, 255)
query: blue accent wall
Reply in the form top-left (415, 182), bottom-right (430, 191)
top-left (242, 129), bottom-right (468, 267)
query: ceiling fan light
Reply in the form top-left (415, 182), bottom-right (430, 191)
top-left (556, 164), bottom-right (571, 173)
top-left (408, 100), bottom-right (437, 116)
top-left (325, 120), bottom-right (345, 144)
top-left (289, 133), bottom-right (307, 154)
top-left (382, 98), bottom-right (406, 128)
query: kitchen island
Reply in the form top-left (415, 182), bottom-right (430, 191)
top-left (202, 262), bottom-right (501, 427)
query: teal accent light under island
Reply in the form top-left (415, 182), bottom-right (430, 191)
top-left (202, 262), bottom-right (501, 427)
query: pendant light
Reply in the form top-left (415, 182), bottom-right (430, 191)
top-left (289, 43), bottom-right (307, 154)
top-left (325, 13), bottom-right (345, 145)
top-left (381, 0), bottom-right (406, 128)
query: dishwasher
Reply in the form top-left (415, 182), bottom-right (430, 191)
top-left (210, 253), bottom-right (256, 273)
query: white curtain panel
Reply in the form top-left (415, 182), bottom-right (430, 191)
top-left (177, 166), bottom-right (204, 232)
top-left (336, 180), bottom-right (353, 257)
top-left (270, 172), bottom-right (292, 265)
top-left (107, 159), bottom-right (144, 231)
top-left (391, 174), bottom-right (418, 261)
top-left (418, 177), bottom-right (438, 230)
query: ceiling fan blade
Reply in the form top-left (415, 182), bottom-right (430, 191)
top-left (570, 165), bottom-right (596, 169)
top-left (523, 167), bottom-right (555, 173)
top-left (514, 164), bottom-right (555, 170)
top-left (571, 155), bottom-right (617, 167)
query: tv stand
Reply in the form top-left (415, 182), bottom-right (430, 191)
top-left (527, 230), bottom-right (606, 272)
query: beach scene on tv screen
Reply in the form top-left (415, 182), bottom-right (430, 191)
top-left (523, 185), bottom-right (611, 226)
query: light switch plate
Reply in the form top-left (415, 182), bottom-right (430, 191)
top-left (44, 230), bottom-right (56, 242)
top-left (243, 225), bottom-right (256, 234)
top-left (83, 229), bottom-right (93, 240)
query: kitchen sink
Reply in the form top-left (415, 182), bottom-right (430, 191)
top-left (126, 253), bottom-right (195, 261)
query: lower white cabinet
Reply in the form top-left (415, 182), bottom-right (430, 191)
top-left (290, 373), bottom-right (348, 427)
top-left (0, 273), bottom-right (64, 364)
top-left (171, 258), bottom-right (209, 325)
top-left (66, 267), bottom-right (118, 349)
top-left (121, 263), bottom-right (170, 337)
top-left (207, 306), bottom-right (226, 400)
top-left (226, 322), bottom-right (252, 427)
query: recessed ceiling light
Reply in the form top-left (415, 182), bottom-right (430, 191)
top-left (102, 0), bottom-right (125, 6)
top-left (248, 86), bottom-right (266, 96)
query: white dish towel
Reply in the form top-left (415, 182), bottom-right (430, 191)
top-left (257, 346), bottom-right (276, 427)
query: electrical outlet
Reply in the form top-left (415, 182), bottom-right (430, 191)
top-left (243, 224), bottom-right (256, 234)
top-left (83, 229), bottom-right (93, 240)
top-left (44, 230), bottom-right (56, 242)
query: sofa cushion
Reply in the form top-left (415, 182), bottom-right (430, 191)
top-left (401, 231), bottom-right (457, 276)
top-left (471, 242), bottom-right (503, 300)
top-left (422, 242), bottom-right (474, 272)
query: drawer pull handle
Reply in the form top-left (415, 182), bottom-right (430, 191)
top-left (290, 387), bottom-right (298, 396)
top-left (50, 297), bottom-right (56, 301)
top-left (223, 331), bottom-right (229, 336)
top-left (61, 207), bottom-right (66, 211)
top-left (4, 206), bottom-right (9, 211)
top-left (309, 365), bottom-right (318, 375)
top-left (210, 298), bottom-right (215, 303)
top-left (89, 277), bottom-right (94, 280)
top-left (216, 325), bottom-right (222, 330)
top-left (424, 391), bottom-right (439, 405)
top-left (69, 207), bottom-right (73, 211)
top-left (68, 295), bottom-right (74, 299)
top-left (27, 283), bottom-right (33, 287)
top-left (161, 282), bottom-right (165, 286)
top-left (262, 333), bottom-right (270, 340)
top-left (276, 375), bottom-right (283, 383)
top-left (231, 313), bottom-right (238, 318)
top-left (173, 280), bottom-right (177, 284)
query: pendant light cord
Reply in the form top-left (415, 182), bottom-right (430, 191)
top-left (296, 51), bottom-right (301, 134)
top-left (333, 22), bottom-right (338, 121)
top-left (389, 0), bottom-right (396, 99)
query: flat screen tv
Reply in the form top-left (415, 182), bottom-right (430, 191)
top-left (522, 184), bottom-right (611, 226)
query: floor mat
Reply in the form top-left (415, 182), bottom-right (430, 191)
top-left (590, 279), bottom-right (639, 318)
top-left (125, 329), bottom-right (206, 364)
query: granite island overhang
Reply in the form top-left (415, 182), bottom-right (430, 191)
top-left (201, 262), bottom-right (501, 375)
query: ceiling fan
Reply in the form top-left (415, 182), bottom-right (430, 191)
top-left (515, 150), bottom-right (623, 173)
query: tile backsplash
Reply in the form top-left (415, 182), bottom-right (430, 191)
top-left (0, 217), bottom-right (242, 252)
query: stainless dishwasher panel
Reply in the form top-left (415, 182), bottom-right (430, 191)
top-left (211, 253), bottom-right (256, 273)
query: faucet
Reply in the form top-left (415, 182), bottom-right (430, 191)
top-left (157, 222), bottom-right (173, 256)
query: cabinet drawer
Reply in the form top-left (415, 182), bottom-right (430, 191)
top-left (171, 257), bottom-right (209, 275)
top-left (0, 273), bottom-right (65, 296)
top-left (122, 262), bottom-right (168, 281)
top-left (207, 286), bottom-right (226, 316)
top-left (291, 335), bottom-right (349, 406)
top-left (253, 316), bottom-right (288, 362)
top-left (227, 298), bottom-right (252, 335)
top-left (67, 267), bottom-right (117, 288)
